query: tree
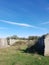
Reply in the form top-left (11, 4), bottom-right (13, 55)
top-left (28, 36), bottom-right (39, 40)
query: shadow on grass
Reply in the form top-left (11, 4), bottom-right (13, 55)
top-left (21, 36), bottom-right (45, 56)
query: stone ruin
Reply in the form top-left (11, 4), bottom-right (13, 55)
top-left (44, 34), bottom-right (49, 56)
top-left (38, 34), bottom-right (49, 56)
top-left (25, 34), bottom-right (49, 56)
top-left (0, 38), bottom-right (17, 48)
top-left (0, 34), bottom-right (49, 56)
top-left (0, 38), bottom-right (8, 48)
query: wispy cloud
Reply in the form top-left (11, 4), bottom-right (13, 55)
top-left (40, 22), bottom-right (49, 25)
top-left (0, 20), bottom-right (33, 28)
top-left (0, 20), bottom-right (46, 30)
top-left (46, 7), bottom-right (49, 10)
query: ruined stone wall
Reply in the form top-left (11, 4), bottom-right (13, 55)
top-left (37, 34), bottom-right (49, 56)
top-left (0, 38), bottom-right (9, 48)
top-left (0, 38), bottom-right (18, 47)
top-left (0, 34), bottom-right (49, 56)
top-left (9, 39), bottom-right (19, 45)
top-left (0, 38), bottom-right (26, 48)
top-left (44, 34), bottom-right (49, 56)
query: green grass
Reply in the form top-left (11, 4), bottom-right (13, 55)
top-left (0, 46), bottom-right (49, 65)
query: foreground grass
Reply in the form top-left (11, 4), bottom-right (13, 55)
top-left (0, 46), bottom-right (49, 65)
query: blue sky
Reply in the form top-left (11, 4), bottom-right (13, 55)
top-left (0, 0), bottom-right (49, 38)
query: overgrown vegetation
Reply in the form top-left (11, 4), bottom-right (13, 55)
top-left (6, 35), bottom-right (40, 40)
top-left (28, 36), bottom-right (40, 40)
top-left (0, 35), bottom-right (49, 65)
top-left (0, 45), bottom-right (49, 65)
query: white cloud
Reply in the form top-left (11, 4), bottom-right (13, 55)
top-left (40, 22), bottom-right (49, 25)
top-left (46, 7), bottom-right (49, 10)
top-left (0, 20), bottom-right (46, 30)
top-left (0, 20), bottom-right (33, 28)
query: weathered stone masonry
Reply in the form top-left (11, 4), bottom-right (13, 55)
top-left (0, 34), bottom-right (49, 56)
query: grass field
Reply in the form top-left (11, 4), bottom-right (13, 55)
top-left (0, 45), bottom-right (49, 65)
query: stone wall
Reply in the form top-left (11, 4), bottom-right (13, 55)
top-left (37, 34), bottom-right (49, 56)
top-left (0, 38), bottom-right (27, 48)
top-left (0, 38), bottom-right (9, 48)
top-left (0, 34), bottom-right (49, 56)
top-left (25, 34), bottom-right (49, 56)
top-left (44, 34), bottom-right (49, 56)
top-left (9, 39), bottom-right (19, 45)
top-left (0, 38), bottom-right (17, 48)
